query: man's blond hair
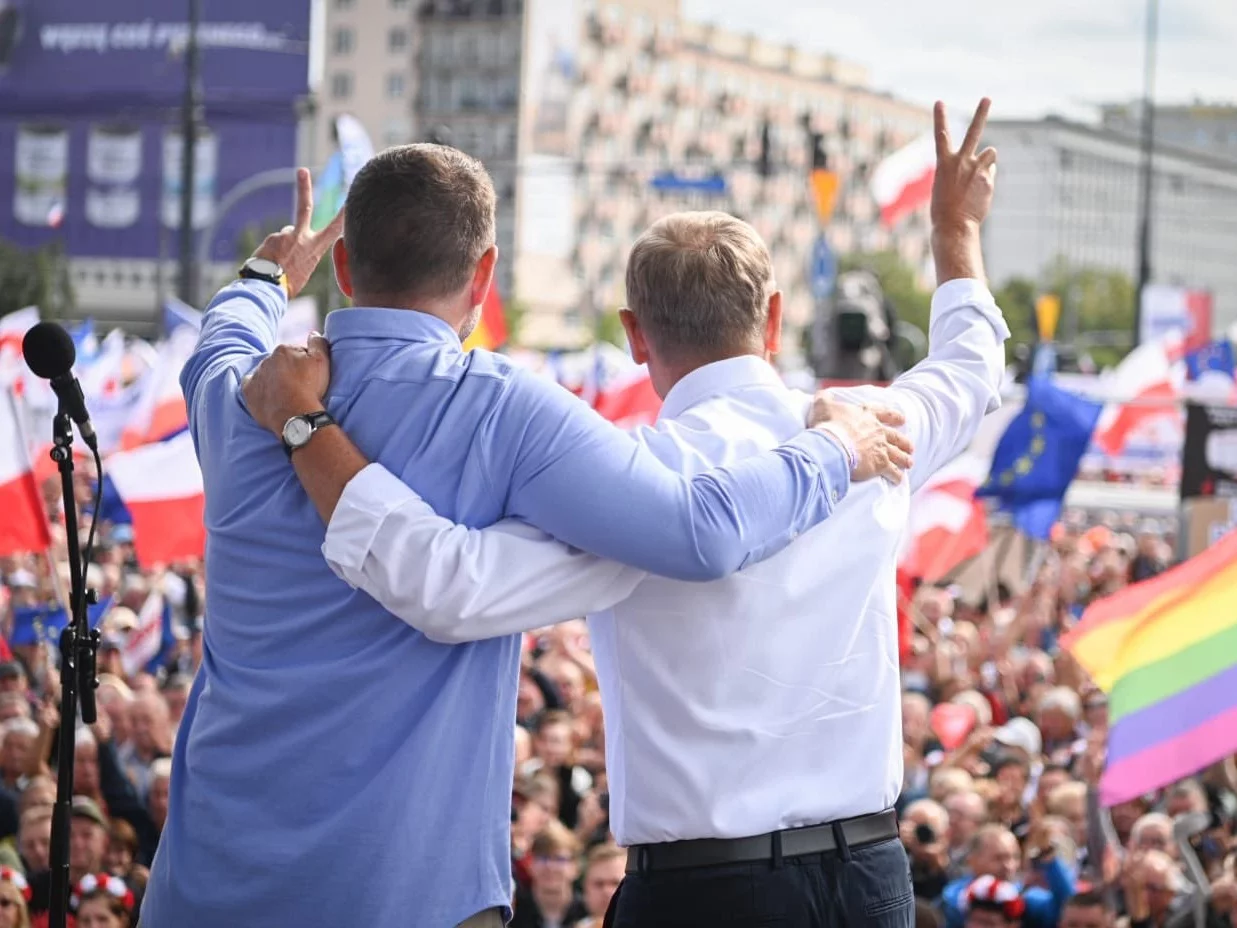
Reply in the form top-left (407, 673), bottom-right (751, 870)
top-left (625, 211), bottom-right (774, 360)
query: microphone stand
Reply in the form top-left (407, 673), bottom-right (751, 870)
top-left (47, 410), bottom-right (100, 928)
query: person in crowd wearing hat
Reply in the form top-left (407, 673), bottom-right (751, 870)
top-left (0, 866), bottom-right (31, 928)
top-left (25, 796), bottom-right (114, 919)
top-left (960, 876), bottom-right (1025, 928)
top-left (942, 824), bottom-right (1075, 928)
top-left (71, 872), bottom-right (137, 928)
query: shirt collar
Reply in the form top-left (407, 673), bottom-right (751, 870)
top-left (658, 355), bottom-right (786, 421)
top-left (324, 307), bottom-right (461, 346)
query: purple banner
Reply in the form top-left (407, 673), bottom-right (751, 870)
top-left (0, 0), bottom-right (308, 261)
top-left (0, 0), bottom-right (310, 114)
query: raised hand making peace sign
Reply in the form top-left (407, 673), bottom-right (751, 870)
top-left (251, 167), bottom-right (346, 299)
top-left (931, 97), bottom-right (997, 233)
top-left (929, 97), bottom-right (997, 284)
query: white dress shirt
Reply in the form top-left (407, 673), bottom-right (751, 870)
top-left (322, 278), bottom-right (1009, 846)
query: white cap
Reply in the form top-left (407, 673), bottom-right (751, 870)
top-left (993, 717), bottom-right (1042, 757)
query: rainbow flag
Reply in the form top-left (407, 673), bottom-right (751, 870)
top-left (1061, 529), bottom-right (1237, 807)
top-left (462, 284), bottom-right (508, 352)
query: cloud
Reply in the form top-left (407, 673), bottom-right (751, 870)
top-left (681, 0), bottom-right (1237, 120)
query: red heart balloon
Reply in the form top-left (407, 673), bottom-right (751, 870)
top-left (930, 702), bottom-right (977, 751)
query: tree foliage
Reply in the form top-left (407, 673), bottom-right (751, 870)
top-left (0, 238), bottom-right (74, 320)
top-left (596, 309), bottom-right (628, 349)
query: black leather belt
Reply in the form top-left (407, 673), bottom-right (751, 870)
top-left (626, 809), bottom-right (898, 874)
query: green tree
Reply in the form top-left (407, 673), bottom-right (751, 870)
top-left (992, 275), bottom-right (1037, 362)
top-left (502, 297), bottom-right (529, 347)
top-left (596, 309), bottom-right (628, 349)
top-left (0, 238), bottom-right (74, 320)
top-left (1040, 258), bottom-right (1134, 369)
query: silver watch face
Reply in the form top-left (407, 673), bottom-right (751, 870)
top-left (282, 416), bottom-right (313, 448)
top-left (247, 257), bottom-right (282, 279)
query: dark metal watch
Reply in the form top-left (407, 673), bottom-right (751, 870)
top-left (281, 411), bottom-right (335, 457)
top-left (239, 256), bottom-right (287, 289)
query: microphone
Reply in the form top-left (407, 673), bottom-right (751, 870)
top-left (21, 321), bottom-right (98, 450)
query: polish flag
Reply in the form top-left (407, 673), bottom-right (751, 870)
top-left (121, 590), bottom-right (167, 678)
top-left (896, 568), bottom-right (916, 662)
top-left (0, 308), bottom-right (40, 390)
top-left (900, 453), bottom-right (989, 582)
top-left (594, 369), bottom-right (662, 429)
top-left (871, 134), bottom-right (936, 228)
top-left (1092, 336), bottom-right (1184, 458)
top-left (120, 328), bottom-right (194, 449)
top-left (0, 389), bottom-right (51, 557)
top-left (105, 431), bottom-right (204, 569)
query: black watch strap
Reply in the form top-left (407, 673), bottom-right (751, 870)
top-left (283, 411), bottom-right (336, 457)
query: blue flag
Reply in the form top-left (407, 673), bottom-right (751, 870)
top-left (1185, 340), bottom-right (1235, 381)
top-left (69, 319), bottom-right (98, 362)
top-left (976, 376), bottom-right (1103, 540)
top-left (10, 596), bottom-right (115, 647)
top-left (163, 298), bottom-right (202, 337)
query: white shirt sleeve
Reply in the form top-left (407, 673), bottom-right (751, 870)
top-left (825, 278), bottom-right (1009, 493)
top-left (321, 464), bottom-right (645, 644)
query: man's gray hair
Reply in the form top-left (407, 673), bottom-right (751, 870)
top-left (625, 211), bottom-right (775, 360)
top-left (0, 718), bottom-right (37, 741)
top-left (1039, 686), bottom-right (1081, 720)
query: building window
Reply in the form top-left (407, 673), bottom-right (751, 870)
top-left (335, 0), bottom-right (355, 8)
top-left (333, 28), bottom-right (354, 55)
top-left (387, 73), bottom-right (407, 99)
top-left (331, 72), bottom-right (354, 99)
top-left (391, 0), bottom-right (410, 6)
top-left (389, 28), bottom-right (408, 52)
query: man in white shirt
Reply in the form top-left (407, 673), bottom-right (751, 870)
top-left (243, 98), bottom-right (1006, 927)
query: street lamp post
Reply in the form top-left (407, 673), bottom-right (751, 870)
top-left (1132, 0), bottom-right (1159, 348)
top-left (177, 0), bottom-right (203, 305)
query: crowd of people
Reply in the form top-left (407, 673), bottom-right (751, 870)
top-left (0, 406), bottom-right (1232, 927)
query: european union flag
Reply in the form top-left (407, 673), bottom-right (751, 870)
top-left (976, 376), bottom-right (1103, 540)
top-left (10, 596), bottom-right (115, 647)
top-left (1185, 340), bottom-right (1235, 381)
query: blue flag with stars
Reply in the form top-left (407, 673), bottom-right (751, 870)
top-left (10, 596), bottom-right (115, 647)
top-left (976, 376), bottom-right (1103, 540)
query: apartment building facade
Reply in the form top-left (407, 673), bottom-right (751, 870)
top-left (320, 0), bottom-right (933, 347)
top-left (315, 0), bottom-right (419, 161)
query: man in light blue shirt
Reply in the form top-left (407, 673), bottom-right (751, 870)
top-left (141, 151), bottom-right (909, 928)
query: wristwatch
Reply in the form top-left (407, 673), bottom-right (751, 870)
top-left (239, 256), bottom-right (289, 292)
top-left (281, 411), bottom-right (335, 457)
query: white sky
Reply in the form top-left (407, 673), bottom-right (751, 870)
top-left (683, 0), bottom-right (1237, 122)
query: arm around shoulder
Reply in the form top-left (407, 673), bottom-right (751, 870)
top-left (323, 463), bottom-right (644, 642)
